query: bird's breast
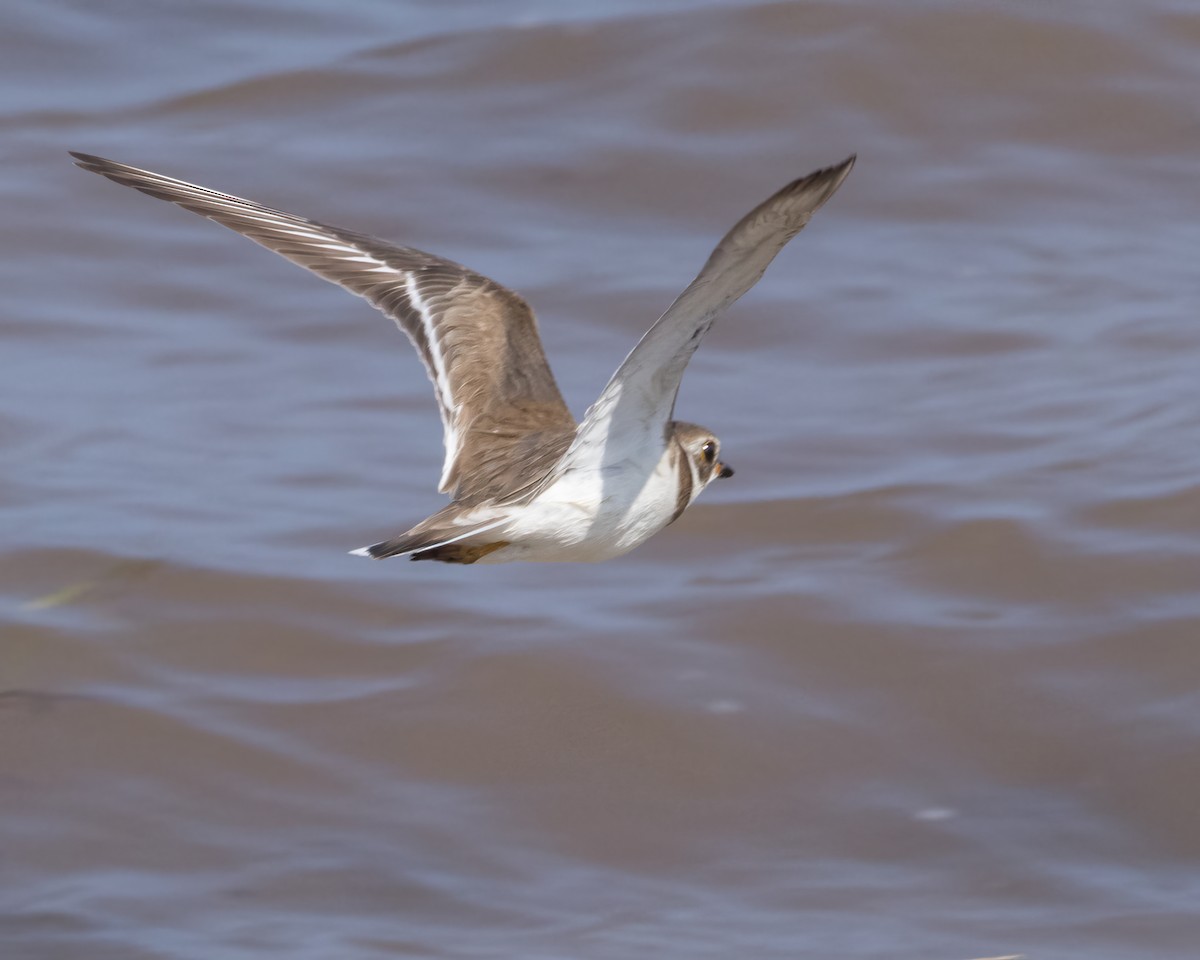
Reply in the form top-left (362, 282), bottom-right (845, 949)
top-left (500, 447), bottom-right (683, 560)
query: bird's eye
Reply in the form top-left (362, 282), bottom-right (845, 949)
top-left (701, 440), bottom-right (716, 464)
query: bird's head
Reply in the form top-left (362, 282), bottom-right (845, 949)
top-left (669, 421), bottom-right (734, 499)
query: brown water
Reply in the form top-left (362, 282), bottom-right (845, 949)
top-left (4, 1), bottom-right (1199, 957)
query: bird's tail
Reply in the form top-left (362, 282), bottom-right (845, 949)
top-left (349, 515), bottom-right (509, 563)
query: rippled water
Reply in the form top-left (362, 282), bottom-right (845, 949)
top-left (4, 2), bottom-right (1199, 958)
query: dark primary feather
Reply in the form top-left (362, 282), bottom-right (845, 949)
top-left (69, 151), bottom-right (575, 503)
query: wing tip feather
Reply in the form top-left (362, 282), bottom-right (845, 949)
top-left (784, 152), bottom-right (857, 207)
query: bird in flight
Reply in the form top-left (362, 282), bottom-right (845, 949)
top-left (71, 150), bottom-right (853, 564)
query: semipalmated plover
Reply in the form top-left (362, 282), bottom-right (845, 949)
top-left (71, 151), bottom-right (853, 564)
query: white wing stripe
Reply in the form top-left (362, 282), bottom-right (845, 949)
top-left (403, 274), bottom-right (454, 413)
top-left (404, 272), bottom-right (461, 488)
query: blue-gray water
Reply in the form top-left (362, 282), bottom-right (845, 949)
top-left (4, 2), bottom-right (1199, 958)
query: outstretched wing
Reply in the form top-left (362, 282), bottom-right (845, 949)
top-left (552, 156), bottom-right (854, 478)
top-left (70, 152), bottom-right (576, 502)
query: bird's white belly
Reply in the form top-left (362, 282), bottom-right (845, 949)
top-left (480, 449), bottom-right (682, 563)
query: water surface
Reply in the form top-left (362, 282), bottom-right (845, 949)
top-left (4, 2), bottom-right (1199, 958)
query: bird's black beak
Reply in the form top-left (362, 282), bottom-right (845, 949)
top-left (717, 461), bottom-right (734, 479)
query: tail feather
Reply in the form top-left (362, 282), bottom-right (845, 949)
top-left (349, 534), bottom-right (432, 561)
top-left (349, 516), bottom-right (509, 562)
